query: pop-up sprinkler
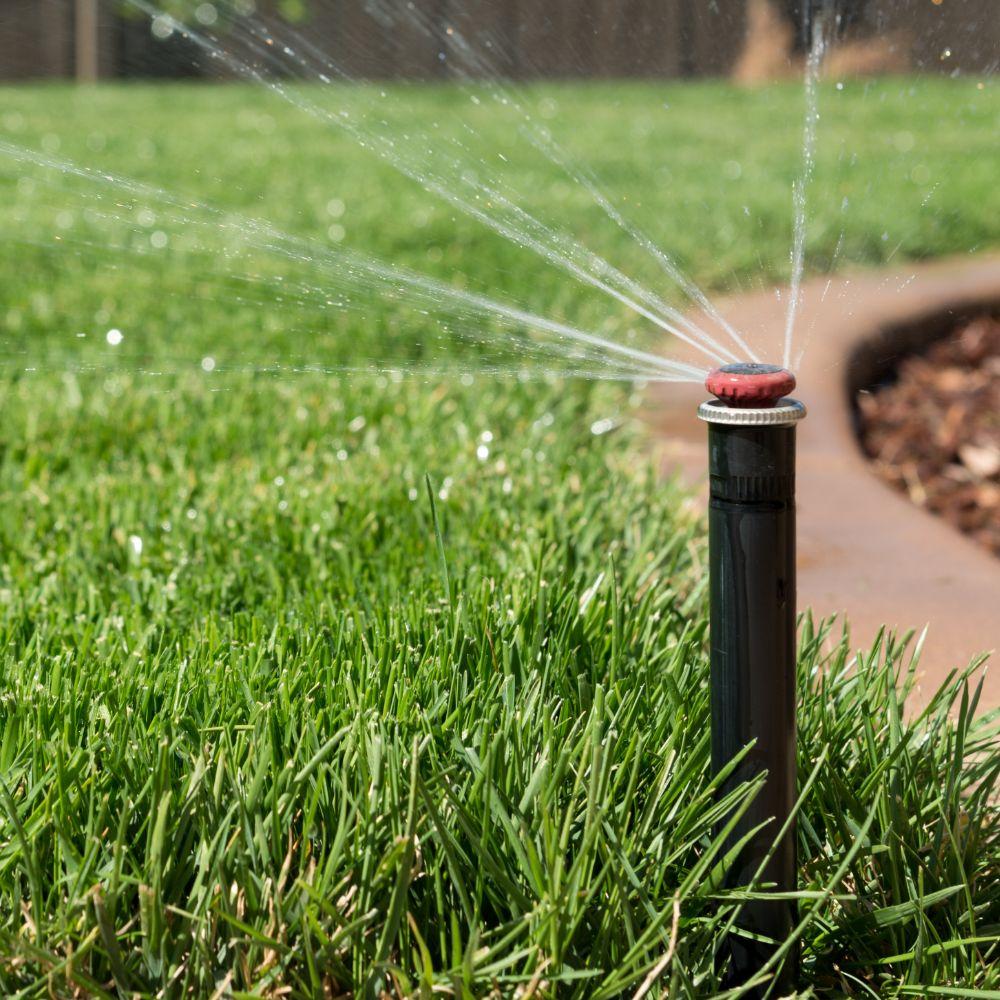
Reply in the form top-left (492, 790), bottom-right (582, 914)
top-left (699, 363), bottom-right (806, 994)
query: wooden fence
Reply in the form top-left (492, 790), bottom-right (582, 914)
top-left (0, 0), bottom-right (996, 82)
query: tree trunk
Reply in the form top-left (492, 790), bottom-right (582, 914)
top-left (75, 0), bottom-right (100, 82)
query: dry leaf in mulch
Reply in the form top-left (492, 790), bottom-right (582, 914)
top-left (857, 314), bottom-right (1000, 558)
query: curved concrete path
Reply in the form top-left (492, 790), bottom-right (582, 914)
top-left (651, 256), bottom-right (1000, 708)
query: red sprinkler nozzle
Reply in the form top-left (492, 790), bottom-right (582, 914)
top-left (705, 363), bottom-right (796, 408)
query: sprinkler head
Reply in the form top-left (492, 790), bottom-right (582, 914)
top-left (706, 363), bottom-right (796, 409)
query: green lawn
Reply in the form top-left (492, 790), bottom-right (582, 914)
top-left (0, 79), bottom-right (997, 997)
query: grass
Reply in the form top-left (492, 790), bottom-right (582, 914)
top-left (0, 76), bottom-right (997, 996)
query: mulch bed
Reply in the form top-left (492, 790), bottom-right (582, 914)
top-left (857, 313), bottom-right (1000, 558)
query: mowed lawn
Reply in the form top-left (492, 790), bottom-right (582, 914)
top-left (0, 79), bottom-right (997, 996)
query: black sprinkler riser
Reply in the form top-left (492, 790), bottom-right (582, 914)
top-left (699, 395), bottom-right (806, 996)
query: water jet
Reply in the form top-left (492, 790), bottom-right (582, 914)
top-left (700, 363), bottom-right (805, 993)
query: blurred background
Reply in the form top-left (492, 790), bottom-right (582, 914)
top-left (3, 0), bottom-right (998, 84)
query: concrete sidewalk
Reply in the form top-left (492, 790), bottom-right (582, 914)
top-left (650, 256), bottom-right (1000, 708)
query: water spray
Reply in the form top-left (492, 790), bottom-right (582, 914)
top-left (699, 363), bottom-right (806, 993)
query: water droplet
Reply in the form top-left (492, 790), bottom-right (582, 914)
top-left (106, 329), bottom-right (124, 346)
top-left (476, 445), bottom-right (490, 461)
top-left (194, 3), bottom-right (218, 26)
top-left (151, 14), bottom-right (176, 39)
top-left (326, 198), bottom-right (346, 219)
top-left (201, 356), bottom-right (216, 372)
top-left (328, 224), bottom-right (346, 243)
top-left (150, 230), bottom-right (169, 249)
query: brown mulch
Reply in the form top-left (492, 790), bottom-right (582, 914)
top-left (857, 314), bottom-right (1000, 558)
